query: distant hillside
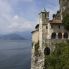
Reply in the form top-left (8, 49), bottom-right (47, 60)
top-left (0, 31), bottom-right (32, 40)
top-left (17, 31), bottom-right (32, 40)
top-left (0, 33), bottom-right (25, 40)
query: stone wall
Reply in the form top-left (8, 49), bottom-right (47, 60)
top-left (32, 31), bottom-right (39, 44)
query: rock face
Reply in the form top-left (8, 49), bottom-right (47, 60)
top-left (59, 0), bottom-right (69, 17)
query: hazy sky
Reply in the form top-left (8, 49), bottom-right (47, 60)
top-left (0, 0), bottom-right (59, 34)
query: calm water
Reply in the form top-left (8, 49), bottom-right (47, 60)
top-left (0, 40), bottom-right (32, 69)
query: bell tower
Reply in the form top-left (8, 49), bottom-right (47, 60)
top-left (38, 8), bottom-right (49, 69)
top-left (31, 9), bottom-right (49, 69)
top-left (39, 8), bottom-right (49, 49)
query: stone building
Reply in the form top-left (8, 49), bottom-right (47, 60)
top-left (31, 0), bottom-right (69, 69)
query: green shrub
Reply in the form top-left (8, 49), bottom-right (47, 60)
top-left (63, 15), bottom-right (69, 30)
top-left (44, 42), bottom-right (69, 69)
top-left (34, 42), bottom-right (39, 56)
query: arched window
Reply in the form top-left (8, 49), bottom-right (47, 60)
top-left (58, 32), bottom-right (62, 39)
top-left (63, 32), bottom-right (68, 39)
top-left (51, 32), bottom-right (56, 39)
top-left (44, 47), bottom-right (50, 55)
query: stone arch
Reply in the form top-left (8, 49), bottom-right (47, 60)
top-left (63, 32), bottom-right (68, 39)
top-left (44, 47), bottom-right (50, 55)
top-left (51, 32), bottom-right (56, 39)
top-left (58, 32), bottom-right (62, 39)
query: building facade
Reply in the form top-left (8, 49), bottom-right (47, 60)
top-left (31, 0), bottom-right (69, 69)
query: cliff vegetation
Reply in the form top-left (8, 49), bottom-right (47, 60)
top-left (44, 40), bottom-right (69, 69)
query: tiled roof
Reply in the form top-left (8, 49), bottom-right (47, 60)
top-left (31, 29), bottom-right (39, 33)
top-left (49, 19), bottom-right (62, 24)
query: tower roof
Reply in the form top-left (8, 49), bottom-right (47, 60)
top-left (39, 8), bottom-right (49, 15)
top-left (49, 19), bottom-right (62, 24)
top-left (41, 8), bottom-right (47, 13)
top-left (42, 8), bottom-right (46, 12)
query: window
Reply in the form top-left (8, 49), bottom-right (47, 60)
top-left (51, 32), bottom-right (56, 39)
top-left (51, 25), bottom-right (53, 28)
top-left (45, 13), bottom-right (46, 18)
top-left (58, 32), bottom-right (62, 39)
top-left (46, 26), bottom-right (48, 29)
top-left (63, 32), bottom-right (68, 39)
top-left (58, 25), bottom-right (60, 29)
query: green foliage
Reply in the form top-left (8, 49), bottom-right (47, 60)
top-left (44, 42), bottom-right (69, 69)
top-left (63, 15), bottom-right (69, 30)
top-left (34, 42), bottom-right (39, 56)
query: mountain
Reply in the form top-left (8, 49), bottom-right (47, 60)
top-left (16, 31), bottom-right (32, 40)
top-left (0, 33), bottom-right (25, 40)
top-left (0, 31), bottom-right (32, 40)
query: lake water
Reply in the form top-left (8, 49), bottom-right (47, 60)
top-left (0, 40), bottom-right (32, 69)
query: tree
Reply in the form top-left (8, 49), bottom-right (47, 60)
top-left (63, 15), bottom-right (69, 30)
